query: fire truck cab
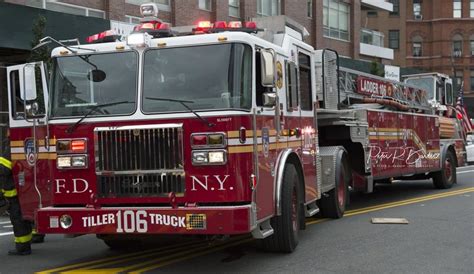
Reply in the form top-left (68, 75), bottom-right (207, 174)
top-left (404, 72), bottom-right (455, 112)
top-left (6, 5), bottom-right (348, 253)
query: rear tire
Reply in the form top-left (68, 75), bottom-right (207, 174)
top-left (432, 149), bottom-right (456, 189)
top-left (318, 153), bottom-right (349, 219)
top-left (258, 164), bottom-right (300, 253)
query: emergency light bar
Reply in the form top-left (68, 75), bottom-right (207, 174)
top-left (133, 21), bottom-right (174, 38)
top-left (193, 21), bottom-right (260, 34)
top-left (86, 30), bottom-right (120, 44)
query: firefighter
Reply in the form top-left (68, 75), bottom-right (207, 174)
top-left (0, 132), bottom-right (33, 255)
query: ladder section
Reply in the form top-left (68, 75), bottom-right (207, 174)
top-left (338, 67), bottom-right (432, 113)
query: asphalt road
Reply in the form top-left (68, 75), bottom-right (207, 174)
top-left (0, 166), bottom-right (473, 274)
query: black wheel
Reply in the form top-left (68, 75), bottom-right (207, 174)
top-left (258, 164), bottom-right (300, 253)
top-left (432, 149), bottom-right (456, 189)
top-left (318, 152), bottom-right (349, 219)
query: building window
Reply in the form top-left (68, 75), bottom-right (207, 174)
top-left (389, 30), bottom-right (399, 49)
top-left (412, 35), bottom-right (423, 57)
top-left (453, 34), bottom-right (463, 57)
top-left (470, 35), bottom-right (474, 55)
top-left (323, 0), bottom-right (350, 41)
top-left (47, 1), bottom-right (105, 18)
top-left (413, 0), bottom-right (422, 19)
top-left (125, 0), bottom-right (171, 11)
top-left (471, 0), bottom-right (474, 17)
top-left (389, 0), bottom-right (399, 16)
top-left (470, 70), bottom-right (474, 91)
top-left (307, 0), bottom-right (313, 18)
top-left (125, 15), bottom-right (141, 24)
top-left (229, 0), bottom-right (240, 17)
top-left (25, 0), bottom-right (106, 18)
top-left (455, 70), bottom-right (463, 90)
top-left (198, 0), bottom-right (212, 11)
top-left (257, 0), bottom-right (281, 17)
top-left (367, 11), bottom-right (378, 17)
top-left (453, 0), bottom-right (462, 18)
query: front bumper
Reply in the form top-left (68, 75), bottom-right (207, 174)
top-left (36, 205), bottom-right (252, 235)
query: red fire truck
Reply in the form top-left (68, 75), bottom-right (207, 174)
top-left (5, 4), bottom-right (465, 253)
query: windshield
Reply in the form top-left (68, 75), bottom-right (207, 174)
top-left (406, 77), bottom-right (435, 100)
top-left (50, 51), bottom-right (138, 118)
top-left (142, 43), bottom-right (252, 113)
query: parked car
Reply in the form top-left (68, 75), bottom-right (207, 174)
top-left (467, 133), bottom-right (474, 165)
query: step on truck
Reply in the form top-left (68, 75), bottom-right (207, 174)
top-left (6, 3), bottom-right (465, 252)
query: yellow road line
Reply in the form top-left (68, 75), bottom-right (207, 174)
top-left (38, 187), bottom-right (474, 274)
top-left (36, 240), bottom-right (204, 274)
top-left (62, 240), bottom-right (209, 272)
top-left (129, 238), bottom-right (254, 274)
top-left (344, 187), bottom-right (473, 216)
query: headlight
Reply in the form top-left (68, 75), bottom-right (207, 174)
top-left (71, 155), bottom-right (87, 167)
top-left (192, 151), bottom-right (208, 164)
top-left (209, 151), bottom-right (225, 163)
top-left (192, 150), bottom-right (227, 165)
top-left (57, 155), bottom-right (88, 169)
top-left (57, 156), bottom-right (71, 168)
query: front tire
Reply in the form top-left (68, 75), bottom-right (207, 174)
top-left (258, 164), bottom-right (300, 253)
top-left (432, 149), bottom-right (456, 189)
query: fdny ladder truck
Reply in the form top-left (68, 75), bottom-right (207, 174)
top-left (5, 3), bottom-right (465, 252)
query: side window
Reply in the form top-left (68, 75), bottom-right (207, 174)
top-left (9, 70), bottom-right (25, 119)
top-left (286, 61), bottom-right (298, 111)
top-left (298, 52), bottom-right (312, 111)
top-left (256, 52), bottom-right (270, 107)
top-left (446, 82), bottom-right (453, 105)
top-left (34, 65), bottom-right (46, 115)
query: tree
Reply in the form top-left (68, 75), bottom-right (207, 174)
top-left (28, 15), bottom-right (51, 70)
top-left (370, 61), bottom-right (384, 77)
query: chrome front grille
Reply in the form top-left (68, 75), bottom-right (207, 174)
top-left (98, 174), bottom-right (184, 198)
top-left (94, 124), bottom-right (184, 198)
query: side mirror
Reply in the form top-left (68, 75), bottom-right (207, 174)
top-left (263, 92), bottom-right (276, 107)
top-left (25, 102), bottom-right (40, 119)
top-left (260, 50), bottom-right (275, 87)
top-left (22, 65), bottom-right (38, 101)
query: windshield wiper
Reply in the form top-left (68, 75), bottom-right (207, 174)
top-left (146, 97), bottom-right (215, 128)
top-left (66, 101), bottom-right (132, 134)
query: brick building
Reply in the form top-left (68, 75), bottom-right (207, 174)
top-left (2, 0), bottom-right (394, 60)
top-left (363, 0), bottom-right (474, 116)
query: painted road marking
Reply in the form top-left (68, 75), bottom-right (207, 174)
top-left (457, 170), bottom-right (474, 174)
top-left (0, 232), bottom-right (14, 236)
top-left (2, 225), bottom-right (13, 228)
top-left (38, 187), bottom-right (474, 274)
top-left (457, 166), bottom-right (474, 170)
top-left (0, 221), bottom-right (11, 225)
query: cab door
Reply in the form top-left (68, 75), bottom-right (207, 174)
top-left (254, 49), bottom-right (280, 220)
top-left (296, 49), bottom-right (318, 204)
top-left (6, 62), bottom-right (51, 220)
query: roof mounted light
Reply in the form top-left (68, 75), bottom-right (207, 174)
top-left (126, 32), bottom-right (152, 48)
top-left (86, 30), bottom-right (119, 44)
top-left (193, 20), bottom-right (261, 34)
top-left (140, 3), bottom-right (158, 17)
